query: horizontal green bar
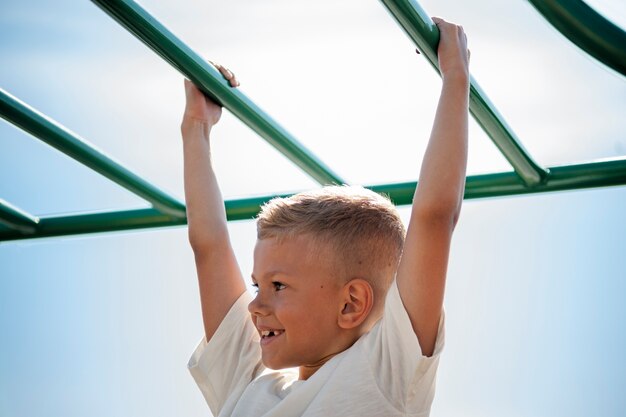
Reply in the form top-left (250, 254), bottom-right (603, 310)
top-left (2, 157), bottom-right (625, 242)
top-left (0, 208), bottom-right (185, 242)
top-left (379, 0), bottom-right (548, 186)
top-left (0, 199), bottom-right (39, 234)
top-left (91, 0), bottom-right (344, 186)
top-left (529, 0), bottom-right (626, 77)
top-left (0, 88), bottom-right (186, 219)
top-left (370, 156), bottom-right (626, 204)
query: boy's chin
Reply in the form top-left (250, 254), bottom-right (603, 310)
top-left (264, 363), bottom-right (286, 370)
top-left (261, 356), bottom-right (296, 371)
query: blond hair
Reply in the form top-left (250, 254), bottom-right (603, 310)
top-left (256, 186), bottom-right (405, 295)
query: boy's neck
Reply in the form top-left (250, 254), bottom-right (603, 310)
top-left (298, 351), bottom-right (339, 380)
top-left (297, 327), bottom-right (371, 380)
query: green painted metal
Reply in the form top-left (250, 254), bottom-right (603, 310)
top-left (528, 0), bottom-right (626, 77)
top-left (0, 88), bottom-right (187, 219)
top-left (1, 0), bottom-right (624, 243)
top-left (379, 0), bottom-right (549, 186)
top-left (2, 157), bottom-right (625, 242)
top-left (0, 208), bottom-right (185, 242)
top-left (371, 156), bottom-right (626, 204)
top-left (0, 199), bottom-right (39, 234)
top-left (91, 0), bottom-right (344, 186)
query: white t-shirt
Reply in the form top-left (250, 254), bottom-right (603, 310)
top-left (188, 279), bottom-right (445, 417)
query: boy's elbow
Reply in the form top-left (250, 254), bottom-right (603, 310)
top-left (187, 231), bottom-right (206, 252)
top-left (451, 206), bottom-right (462, 228)
top-left (449, 196), bottom-right (463, 228)
top-left (413, 199), bottom-right (462, 227)
top-left (187, 226), bottom-right (230, 254)
top-left (188, 232), bottom-right (208, 254)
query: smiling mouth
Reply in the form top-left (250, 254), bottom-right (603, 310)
top-left (260, 329), bottom-right (284, 339)
top-left (260, 329), bottom-right (285, 346)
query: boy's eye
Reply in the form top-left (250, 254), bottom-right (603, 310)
top-left (251, 282), bottom-right (285, 293)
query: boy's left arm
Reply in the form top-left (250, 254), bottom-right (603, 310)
top-left (396, 17), bottom-right (470, 357)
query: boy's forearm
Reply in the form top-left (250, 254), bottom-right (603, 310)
top-left (180, 77), bottom-right (247, 342)
top-left (182, 117), bottom-right (247, 341)
top-left (413, 74), bottom-right (469, 221)
top-left (182, 118), bottom-right (230, 249)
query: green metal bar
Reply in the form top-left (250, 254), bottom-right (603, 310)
top-left (2, 157), bottom-right (625, 242)
top-left (379, 0), bottom-right (548, 186)
top-left (0, 199), bottom-right (39, 234)
top-left (0, 88), bottom-right (187, 219)
top-left (0, 208), bottom-right (184, 242)
top-left (225, 193), bottom-right (293, 222)
top-left (91, 0), bottom-right (344, 186)
top-left (370, 156), bottom-right (626, 204)
top-left (528, 0), bottom-right (626, 77)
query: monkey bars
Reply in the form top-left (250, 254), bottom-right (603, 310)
top-left (1, 0), bottom-right (625, 242)
top-left (380, 0), bottom-right (549, 186)
top-left (0, 199), bottom-right (39, 235)
top-left (0, 88), bottom-right (187, 219)
top-left (2, 156), bottom-right (626, 242)
top-left (528, 0), bottom-right (626, 77)
top-left (92, 0), bottom-right (344, 186)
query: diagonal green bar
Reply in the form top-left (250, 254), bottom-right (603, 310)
top-left (378, 0), bottom-right (549, 186)
top-left (91, 0), bottom-right (344, 186)
top-left (0, 199), bottom-right (39, 234)
top-left (0, 88), bottom-right (186, 219)
top-left (2, 157), bottom-right (625, 242)
top-left (528, 0), bottom-right (626, 77)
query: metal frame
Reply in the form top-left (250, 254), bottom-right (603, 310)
top-left (91, 0), bottom-right (344, 186)
top-left (379, 0), bottom-right (549, 186)
top-left (2, 156), bottom-right (626, 242)
top-left (0, 199), bottom-right (40, 235)
top-left (0, 88), bottom-right (187, 219)
top-left (1, 0), bottom-right (625, 242)
top-left (528, 0), bottom-right (626, 77)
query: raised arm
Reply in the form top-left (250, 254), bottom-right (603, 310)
top-left (396, 18), bottom-right (470, 356)
top-left (181, 64), bottom-right (246, 342)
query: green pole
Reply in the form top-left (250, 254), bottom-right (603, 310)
top-left (379, 0), bottom-right (549, 186)
top-left (370, 156), bottom-right (626, 204)
top-left (2, 157), bottom-right (625, 242)
top-left (0, 208), bottom-right (184, 242)
top-left (528, 0), bottom-right (626, 77)
top-left (91, 0), bottom-right (344, 186)
top-left (0, 199), bottom-right (39, 234)
top-left (0, 88), bottom-right (187, 219)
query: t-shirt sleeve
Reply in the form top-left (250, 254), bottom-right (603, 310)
top-left (187, 290), bottom-right (264, 416)
top-left (363, 278), bottom-right (445, 413)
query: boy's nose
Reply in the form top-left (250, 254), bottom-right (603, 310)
top-left (248, 294), bottom-right (270, 317)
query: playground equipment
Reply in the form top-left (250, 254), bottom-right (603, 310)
top-left (1, 0), bottom-right (625, 242)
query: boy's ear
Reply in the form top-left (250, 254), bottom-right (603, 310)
top-left (337, 278), bottom-right (374, 330)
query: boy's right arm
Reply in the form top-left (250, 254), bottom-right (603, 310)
top-left (181, 68), bottom-right (246, 342)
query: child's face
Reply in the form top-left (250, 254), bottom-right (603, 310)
top-left (248, 235), bottom-right (345, 370)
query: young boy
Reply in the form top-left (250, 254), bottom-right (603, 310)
top-left (183, 17), bottom-right (469, 417)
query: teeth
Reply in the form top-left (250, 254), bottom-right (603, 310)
top-left (260, 329), bottom-right (283, 338)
